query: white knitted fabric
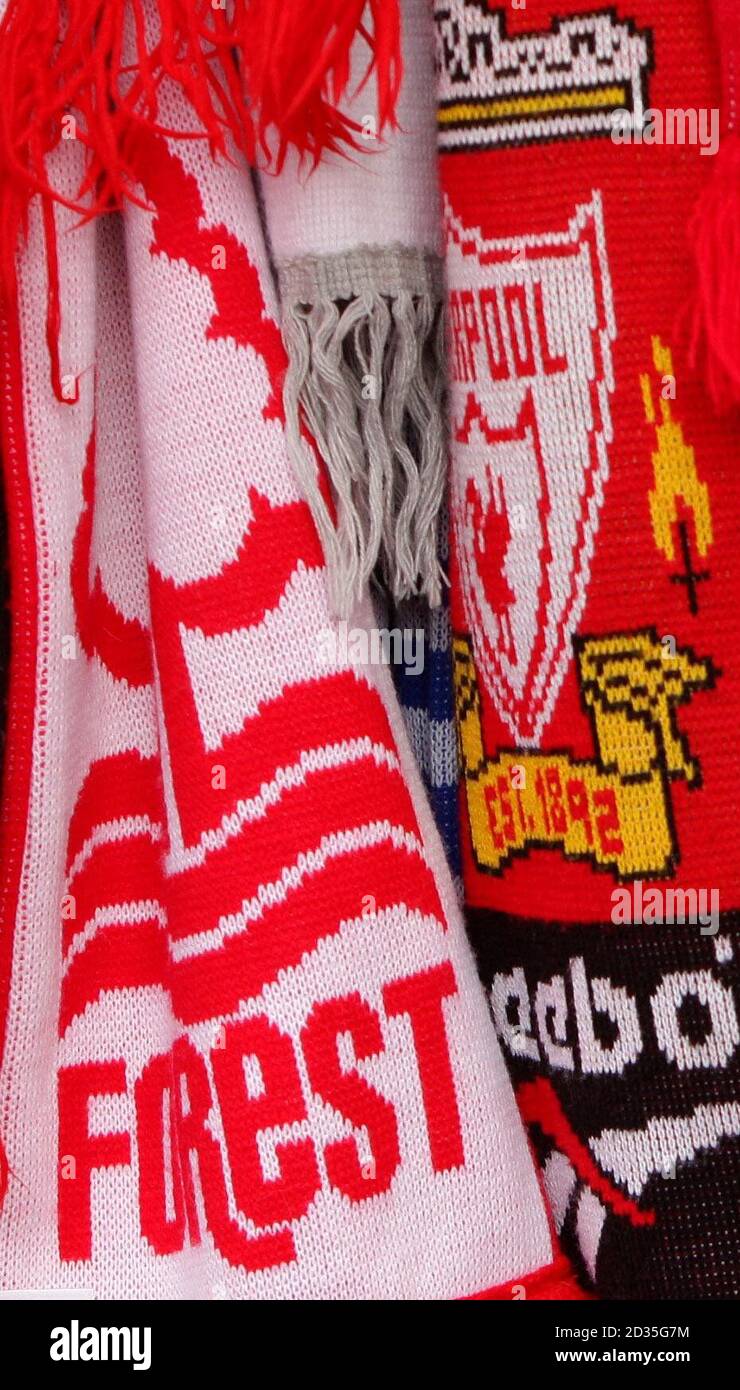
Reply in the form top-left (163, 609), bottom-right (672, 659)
top-left (0, 5), bottom-right (559, 1300)
top-left (260, 0), bottom-right (443, 262)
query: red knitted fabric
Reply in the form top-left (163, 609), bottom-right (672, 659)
top-left (438, 0), bottom-right (740, 1298)
top-left (0, 3), bottom-right (586, 1299)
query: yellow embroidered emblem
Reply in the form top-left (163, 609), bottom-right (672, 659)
top-left (454, 629), bottom-right (714, 879)
top-left (641, 336), bottom-right (713, 561)
top-left (641, 335), bottom-right (713, 614)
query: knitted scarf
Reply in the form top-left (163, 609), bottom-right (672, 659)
top-left (0, 0), bottom-right (585, 1300)
top-left (438, 0), bottom-right (740, 1298)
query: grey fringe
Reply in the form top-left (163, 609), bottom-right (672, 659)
top-left (279, 246), bottom-right (448, 618)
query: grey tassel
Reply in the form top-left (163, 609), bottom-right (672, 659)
top-left (279, 246), bottom-right (448, 618)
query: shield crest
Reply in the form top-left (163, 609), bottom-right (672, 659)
top-left (446, 191), bottom-right (617, 745)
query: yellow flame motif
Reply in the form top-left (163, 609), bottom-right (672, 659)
top-left (640, 336), bottom-right (712, 562)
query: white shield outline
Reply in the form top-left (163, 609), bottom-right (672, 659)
top-left (446, 190), bottom-right (617, 745)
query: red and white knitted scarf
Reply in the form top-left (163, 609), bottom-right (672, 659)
top-left (438, 0), bottom-right (740, 1299)
top-left (0, 0), bottom-right (584, 1299)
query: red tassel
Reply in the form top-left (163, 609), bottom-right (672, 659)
top-left (235, 1), bottom-right (401, 169)
top-left (688, 135), bottom-right (740, 411)
top-left (0, 0), bottom-right (402, 299)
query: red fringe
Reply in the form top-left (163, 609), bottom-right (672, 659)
top-left (0, 0), bottom-right (401, 297)
top-left (688, 134), bottom-right (740, 412)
